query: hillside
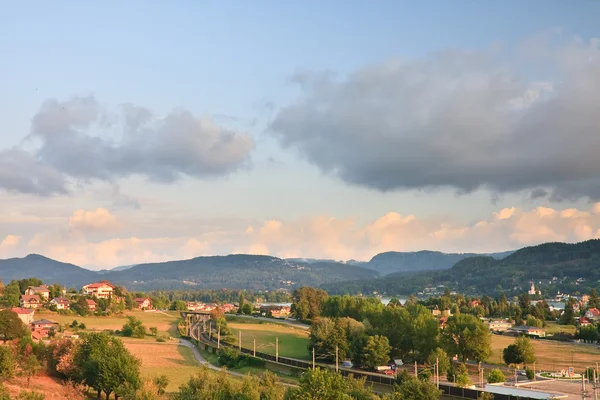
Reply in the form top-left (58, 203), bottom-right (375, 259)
top-left (323, 240), bottom-right (600, 296)
top-left (0, 254), bottom-right (377, 291)
top-left (0, 254), bottom-right (97, 287)
top-left (101, 255), bottom-right (378, 290)
top-left (365, 250), bottom-right (512, 275)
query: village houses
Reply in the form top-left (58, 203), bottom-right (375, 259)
top-left (20, 294), bottom-right (43, 309)
top-left (30, 319), bottom-right (58, 340)
top-left (50, 297), bottom-right (71, 310)
top-left (134, 298), bottom-right (152, 310)
top-left (25, 285), bottom-right (50, 300)
top-left (82, 281), bottom-right (114, 299)
top-left (11, 307), bottom-right (34, 325)
top-left (87, 299), bottom-right (97, 311)
top-left (585, 307), bottom-right (600, 321)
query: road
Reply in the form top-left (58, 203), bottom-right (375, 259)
top-left (229, 314), bottom-right (310, 330)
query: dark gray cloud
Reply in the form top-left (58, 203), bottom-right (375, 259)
top-left (0, 149), bottom-right (67, 195)
top-left (271, 37), bottom-right (600, 200)
top-left (0, 96), bottom-right (254, 195)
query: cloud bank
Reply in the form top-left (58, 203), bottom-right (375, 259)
top-left (271, 34), bottom-right (600, 200)
top-left (2, 204), bottom-right (600, 268)
top-left (0, 96), bottom-right (254, 195)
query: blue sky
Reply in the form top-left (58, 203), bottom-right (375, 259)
top-left (1, 1), bottom-right (600, 268)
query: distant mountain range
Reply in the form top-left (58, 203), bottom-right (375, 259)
top-left (5, 241), bottom-right (597, 294)
top-left (365, 250), bottom-right (513, 276)
top-left (0, 254), bottom-right (378, 291)
top-left (323, 239), bottom-right (600, 296)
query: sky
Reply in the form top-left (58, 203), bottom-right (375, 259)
top-left (1, 1), bottom-right (600, 269)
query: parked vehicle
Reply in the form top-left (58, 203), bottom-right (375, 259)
top-left (342, 360), bottom-right (354, 368)
top-left (375, 365), bottom-right (392, 373)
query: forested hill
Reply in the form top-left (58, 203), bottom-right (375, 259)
top-left (0, 253), bottom-right (378, 290)
top-left (323, 239), bottom-right (600, 296)
top-left (0, 254), bottom-right (97, 287)
top-left (365, 250), bottom-right (512, 275)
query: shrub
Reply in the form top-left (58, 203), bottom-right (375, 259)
top-left (156, 337), bottom-right (166, 343)
top-left (487, 368), bottom-right (505, 383)
top-left (525, 368), bottom-right (534, 380)
top-left (78, 323), bottom-right (86, 330)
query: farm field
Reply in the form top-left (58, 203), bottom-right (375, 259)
top-left (490, 335), bottom-right (600, 372)
top-left (35, 310), bottom-right (180, 336)
top-left (227, 322), bottom-right (311, 360)
top-left (124, 341), bottom-right (199, 393)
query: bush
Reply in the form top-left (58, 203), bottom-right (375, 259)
top-left (78, 323), bottom-right (86, 330)
top-left (156, 337), bottom-right (166, 343)
top-left (217, 347), bottom-right (265, 369)
top-left (487, 368), bottom-right (505, 383)
top-left (122, 316), bottom-right (146, 338)
top-left (525, 368), bottom-right (534, 380)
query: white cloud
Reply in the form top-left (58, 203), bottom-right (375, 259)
top-left (68, 208), bottom-right (119, 234)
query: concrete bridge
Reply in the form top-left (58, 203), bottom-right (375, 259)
top-left (180, 310), bottom-right (211, 339)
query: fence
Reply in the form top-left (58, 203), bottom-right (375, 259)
top-left (196, 333), bottom-right (545, 399)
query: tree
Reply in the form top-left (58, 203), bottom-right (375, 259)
top-left (502, 344), bottom-right (521, 366)
top-left (519, 293), bottom-right (531, 310)
top-left (71, 296), bottom-right (90, 316)
top-left (386, 373), bottom-right (441, 400)
top-left (589, 289), bottom-right (600, 309)
top-left (153, 375), bottom-right (169, 395)
top-left (427, 348), bottom-right (450, 376)
top-left (447, 363), bottom-right (471, 388)
top-left (2, 281), bottom-right (21, 307)
top-left (560, 298), bottom-right (576, 325)
top-left (73, 333), bottom-right (141, 399)
top-left (578, 324), bottom-right (600, 343)
top-left (292, 287), bottom-right (328, 321)
top-left (440, 314), bottom-right (491, 362)
top-left (487, 368), bottom-right (505, 383)
top-left (291, 368), bottom-right (372, 400)
top-left (308, 317), bottom-right (348, 362)
top-left (0, 346), bottom-right (16, 379)
top-left (170, 300), bottom-right (187, 311)
top-left (0, 310), bottom-right (27, 343)
top-left (122, 316), bottom-right (146, 338)
top-left (19, 354), bottom-right (41, 387)
top-left (242, 303), bottom-right (253, 315)
top-left (503, 336), bottom-right (535, 366)
top-left (478, 393), bottom-right (495, 400)
top-left (238, 293), bottom-right (245, 314)
top-left (362, 335), bottom-right (391, 369)
top-left (526, 315), bottom-right (543, 328)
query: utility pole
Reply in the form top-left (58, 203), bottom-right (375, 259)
top-left (312, 348), bottom-right (315, 370)
top-left (217, 326), bottom-right (221, 349)
top-left (436, 358), bottom-right (440, 388)
top-left (253, 338), bottom-right (256, 357)
top-left (533, 362), bottom-right (536, 381)
top-left (336, 345), bottom-right (339, 372)
top-left (276, 337), bottom-right (279, 363)
top-left (239, 331), bottom-right (242, 351)
top-left (414, 361), bottom-right (418, 378)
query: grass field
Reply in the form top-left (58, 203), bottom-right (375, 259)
top-left (124, 341), bottom-right (199, 393)
top-left (544, 321), bottom-right (577, 335)
top-left (35, 310), bottom-right (181, 336)
top-left (227, 322), bottom-right (311, 360)
top-left (490, 335), bottom-right (600, 372)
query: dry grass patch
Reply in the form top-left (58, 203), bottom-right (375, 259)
top-left (3, 376), bottom-right (80, 399)
top-left (490, 335), bottom-right (600, 372)
top-left (124, 342), bottom-right (200, 392)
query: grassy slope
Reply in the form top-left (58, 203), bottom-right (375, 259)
top-left (227, 322), bottom-right (311, 360)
